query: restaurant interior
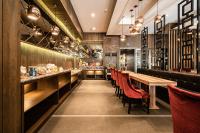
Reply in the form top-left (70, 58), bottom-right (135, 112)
top-left (0, 0), bottom-right (200, 133)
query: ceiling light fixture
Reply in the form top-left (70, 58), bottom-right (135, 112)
top-left (63, 36), bottom-right (70, 43)
top-left (135, 0), bottom-right (144, 28)
top-left (154, 0), bottom-right (161, 23)
top-left (120, 16), bottom-right (126, 42)
top-left (91, 13), bottom-right (96, 18)
top-left (92, 27), bottom-right (96, 31)
top-left (51, 5), bottom-right (60, 36)
top-left (33, 26), bottom-right (42, 36)
top-left (129, 9), bottom-right (134, 32)
top-left (51, 25), bottom-right (60, 36)
top-left (26, 5), bottom-right (41, 21)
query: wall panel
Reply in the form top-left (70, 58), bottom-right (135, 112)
top-left (2, 0), bottom-right (22, 132)
top-left (0, 0), bottom-right (2, 132)
top-left (20, 42), bottom-right (75, 69)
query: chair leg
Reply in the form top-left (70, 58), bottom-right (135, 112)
top-left (119, 89), bottom-right (121, 98)
top-left (147, 98), bottom-right (150, 114)
top-left (128, 101), bottom-right (131, 114)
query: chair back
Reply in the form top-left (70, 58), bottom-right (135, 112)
top-left (118, 71), bottom-right (123, 90)
top-left (121, 73), bottom-right (142, 99)
top-left (168, 85), bottom-right (200, 133)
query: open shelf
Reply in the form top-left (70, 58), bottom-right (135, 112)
top-left (24, 89), bottom-right (57, 112)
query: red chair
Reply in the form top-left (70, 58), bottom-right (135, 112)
top-left (168, 85), bottom-right (200, 133)
top-left (121, 73), bottom-right (150, 114)
top-left (118, 71), bottom-right (124, 98)
top-left (110, 68), bottom-right (115, 86)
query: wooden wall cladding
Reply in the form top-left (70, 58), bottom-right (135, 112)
top-left (20, 42), bottom-right (76, 69)
top-left (1, 0), bottom-right (22, 132)
top-left (0, 0), bottom-right (2, 132)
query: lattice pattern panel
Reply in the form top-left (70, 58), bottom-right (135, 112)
top-left (141, 27), bottom-right (148, 69)
top-left (154, 15), bottom-right (167, 70)
top-left (178, 0), bottom-right (194, 70)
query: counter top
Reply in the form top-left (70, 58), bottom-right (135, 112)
top-left (82, 69), bottom-right (104, 71)
top-left (71, 70), bottom-right (82, 76)
top-left (21, 70), bottom-right (71, 84)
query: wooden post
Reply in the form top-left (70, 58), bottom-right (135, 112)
top-left (0, 0), bottom-right (22, 132)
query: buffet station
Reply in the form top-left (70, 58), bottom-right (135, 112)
top-left (20, 64), bottom-right (82, 132)
top-left (81, 66), bottom-right (105, 80)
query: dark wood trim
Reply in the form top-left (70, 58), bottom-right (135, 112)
top-left (197, 0), bottom-right (200, 74)
top-left (2, 0), bottom-right (22, 132)
top-left (0, 0), bottom-right (3, 132)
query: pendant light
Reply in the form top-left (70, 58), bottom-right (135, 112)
top-left (154, 0), bottom-right (161, 23)
top-left (120, 16), bottom-right (126, 42)
top-left (51, 5), bottom-right (60, 36)
top-left (26, 5), bottom-right (41, 21)
top-left (33, 26), bottom-right (42, 36)
top-left (130, 5), bottom-right (140, 35)
top-left (63, 36), bottom-right (70, 44)
top-left (135, 0), bottom-right (144, 28)
top-left (129, 9), bottom-right (134, 32)
top-left (51, 26), bottom-right (60, 36)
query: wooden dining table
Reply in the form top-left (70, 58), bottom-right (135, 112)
top-left (123, 71), bottom-right (177, 109)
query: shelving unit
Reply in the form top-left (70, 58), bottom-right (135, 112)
top-left (21, 70), bottom-right (72, 133)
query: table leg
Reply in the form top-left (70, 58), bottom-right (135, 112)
top-left (149, 85), bottom-right (159, 109)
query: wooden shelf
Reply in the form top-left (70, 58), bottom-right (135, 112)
top-left (26, 105), bottom-right (57, 133)
top-left (58, 80), bottom-right (70, 89)
top-left (24, 89), bottom-right (57, 112)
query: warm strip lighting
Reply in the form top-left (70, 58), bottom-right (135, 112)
top-left (34, 0), bottom-right (81, 43)
top-left (20, 41), bottom-right (74, 59)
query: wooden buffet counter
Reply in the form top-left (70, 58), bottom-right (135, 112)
top-left (82, 69), bottom-right (105, 79)
top-left (21, 70), bottom-right (81, 133)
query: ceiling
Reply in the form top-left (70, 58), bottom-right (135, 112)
top-left (70, 0), bottom-right (116, 33)
top-left (70, 0), bottom-right (189, 35)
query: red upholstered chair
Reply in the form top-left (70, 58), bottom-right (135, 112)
top-left (110, 68), bottom-right (115, 86)
top-left (168, 85), bottom-right (200, 133)
top-left (121, 73), bottom-right (150, 114)
top-left (118, 71), bottom-right (124, 98)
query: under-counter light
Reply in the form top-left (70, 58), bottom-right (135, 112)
top-left (26, 5), bottom-right (41, 21)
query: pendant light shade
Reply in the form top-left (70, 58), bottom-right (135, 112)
top-left (135, 0), bottom-right (144, 28)
top-left (27, 5), bottom-right (41, 21)
top-left (120, 16), bottom-right (126, 42)
top-left (49, 36), bottom-right (56, 44)
top-left (33, 26), bottom-right (42, 36)
top-left (51, 26), bottom-right (60, 36)
top-left (154, 15), bottom-right (162, 23)
top-left (154, 0), bottom-right (161, 23)
top-left (120, 35), bottom-right (126, 42)
top-left (63, 36), bottom-right (70, 43)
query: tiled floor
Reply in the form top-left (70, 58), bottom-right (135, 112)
top-left (39, 80), bottom-right (173, 133)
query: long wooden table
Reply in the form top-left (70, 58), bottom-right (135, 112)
top-left (123, 71), bottom-right (177, 109)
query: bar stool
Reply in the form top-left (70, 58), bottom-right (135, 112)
top-left (121, 73), bottom-right (150, 114)
top-left (168, 85), bottom-right (200, 133)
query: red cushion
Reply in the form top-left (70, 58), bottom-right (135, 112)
top-left (168, 85), bottom-right (200, 133)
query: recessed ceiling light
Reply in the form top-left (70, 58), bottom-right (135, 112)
top-left (92, 27), bottom-right (96, 31)
top-left (91, 13), bottom-right (95, 18)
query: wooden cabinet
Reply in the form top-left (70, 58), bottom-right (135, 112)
top-left (21, 71), bottom-right (72, 133)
